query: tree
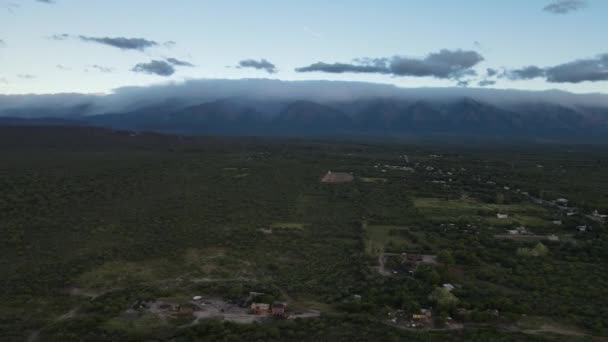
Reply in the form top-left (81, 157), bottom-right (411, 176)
top-left (429, 287), bottom-right (459, 311)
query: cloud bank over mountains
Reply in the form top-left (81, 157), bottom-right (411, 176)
top-left (2, 79), bottom-right (608, 118)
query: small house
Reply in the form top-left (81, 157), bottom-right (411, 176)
top-left (555, 198), bottom-right (569, 205)
top-left (251, 303), bottom-right (270, 314)
top-left (176, 303), bottom-right (197, 316)
top-left (271, 302), bottom-right (287, 317)
top-left (496, 213), bottom-right (509, 219)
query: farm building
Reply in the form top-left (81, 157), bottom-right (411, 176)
top-left (250, 303), bottom-right (270, 314)
top-left (321, 171), bottom-right (354, 183)
top-left (271, 302), bottom-right (287, 317)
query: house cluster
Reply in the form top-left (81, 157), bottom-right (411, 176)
top-left (411, 308), bottom-right (433, 327)
top-left (250, 302), bottom-right (287, 317)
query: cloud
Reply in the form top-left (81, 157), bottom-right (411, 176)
top-left (237, 59), bottom-right (277, 73)
top-left (486, 68), bottom-right (498, 77)
top-left (48, 33), bottom-right (70, 41)
top-left (2, 2), bottom-right (20, 13)
top-left (502, 53), bottom-right (608, 83)
top-left (478, 80), bottom-right (496, 87)
top-left (0, 38), bottom-right (5, 46)
top-left (132, 60), bottom-right (175, 76)
top-left (17, 74), bottom-right (36, 79)
top-left (504, 65), bottom-right (546, 80)
top-left (296, 49), bottom-right (483, 80)
top-left (166, 57), bottom-right (195, 67)
top-left (543, 0), bottom-right (587, 14)
top-left (295, 62), bottom-right (386, 74)
top-left (545, 54), bottom-right (608, 83)
top-left (164, 41), bottom-right (176, 48)
top-left (457, 80), bottom-right (470, 87)
top-left (78, 35), bottom-right (158, 51)
top-left (36, 0), bottom-right (55, 3)
top-left (56, 64), bottom-right (70, 70)
top-left (87, 64), bottom-right (114, 73)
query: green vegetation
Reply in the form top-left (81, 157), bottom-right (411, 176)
top-left (1, 126), bottom-right (607, 340)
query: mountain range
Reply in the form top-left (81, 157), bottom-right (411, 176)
top-left (1, 79), bottom-right (608, 143)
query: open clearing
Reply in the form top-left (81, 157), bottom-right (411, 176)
top-left (414, 197), bottom-right (551, 227)
top-left (365, 225), bottom-right (411, 256)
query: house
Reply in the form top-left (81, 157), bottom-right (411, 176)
top-left (250, 303), bottom-right (270, 314)
top-left (577, 225), bottom-right (588, 232)
top-left (552, 220), bottom-right (562, 225)
top-left (271, 302), bottom-right (287, 317)
top-left (176, 303), bottom-right (197, 316)
top-left (555, 198), bottom-right (569, 205)
top-left (406, 253), bottom-right (423, 262)
top-left (496, 213), bottom-right (509, 219)
top-left (507, 226), bottom-right (528, 235)
top-left (321, 171), bottom-right (354, 183)
top-left (413, 308), bottom-right (433, 321)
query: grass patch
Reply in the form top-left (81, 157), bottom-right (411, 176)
top-left (104, 312), bottom-right (166, 334)
top-left (364, 225), bottom-right (410, 256)
top-left (414, 197), bottom-right (550, 227)
top-left (77, 260), bottom-right (173, 290)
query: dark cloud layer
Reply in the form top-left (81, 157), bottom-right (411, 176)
top-left (486, 68), bottom-right (498, 77)
top-left (478, 80), bottom-right (496, 87)
top-left (79, 36), bottom-right (158, 51)
top-left (295, 62), bottom-right (385, 74)
top-left (237, 59), bottom-right (277, 73)
top-left (505, 66), bottom-right (546, 80)
top-left (546, 54), bottom-right (608, 83)
top-left (504, 54), bottom-right (608, 83)
top-left (166, 58), bottom-right (195, 67)
top-left (295, 49), bottom-right (483, 80)
top-left (543, 0), bottom-right (587, 14)
top-left (132, 60), bottom-right (175, 76)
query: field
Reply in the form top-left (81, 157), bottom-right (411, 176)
top-left (1, 126), bottom-right (608, 340)
top-left (364, 225), bottom-right (411, 256)
top-left (414, 197), bottom-right (551, 227)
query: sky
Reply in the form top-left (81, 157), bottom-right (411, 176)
top-left (1, 0), bottom-right (607, 95)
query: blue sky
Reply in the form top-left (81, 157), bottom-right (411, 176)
top-left (1, 0), bottom-right (607, 94)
